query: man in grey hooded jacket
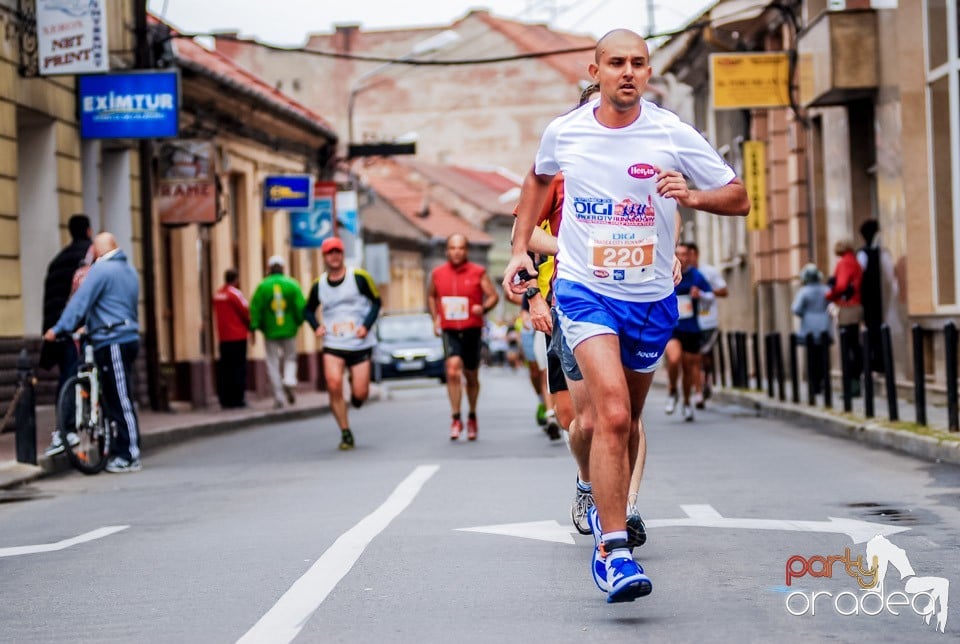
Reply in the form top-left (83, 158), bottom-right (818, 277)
top-left (44, 232), bottom-right (142, 473)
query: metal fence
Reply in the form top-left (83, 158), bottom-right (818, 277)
top-left (718, 323), bottom-right (959, 432)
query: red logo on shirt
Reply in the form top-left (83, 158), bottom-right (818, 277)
top-left (593, 269), bottom-right (610, 279)
top-left (628, 163), bottom-right (656, 179)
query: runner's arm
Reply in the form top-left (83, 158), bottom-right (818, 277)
top-left (303, 281), bottom-right (321, 330)
top-left (480, 271), bottom-right (500, 314)
top-left (427, 274), bottom-right (440, 335)
top-left (354, 269), bottom-right (382, 330)
top-left (658, 173), bottom-right (750, 217)
top-left (528, 226), bottom-right (558, 256)
top-left (504, 168), bottom-right (553, 293)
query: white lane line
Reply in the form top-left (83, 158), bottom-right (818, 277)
top-left (237, 464), bottom-right (439, 644)
top-left (681, 504), bottom-right (723, 519)
top-left (0, 525), bottom-right (129, 558)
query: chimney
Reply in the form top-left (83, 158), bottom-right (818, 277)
top-left (334, 23), bottom-right (360, 53)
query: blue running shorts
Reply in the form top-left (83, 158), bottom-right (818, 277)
top-left (555, 279), bottom-right (678, 374)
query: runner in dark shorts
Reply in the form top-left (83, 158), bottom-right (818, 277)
top-left (322, 347), bottom-right (373, 368)
top-left (671, 329), bottom-right (702, 355)
top-left (441, 327), bottom-right (482, 371)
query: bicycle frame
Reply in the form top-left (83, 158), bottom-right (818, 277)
top-left (75, 340), bottom-right (100, 430)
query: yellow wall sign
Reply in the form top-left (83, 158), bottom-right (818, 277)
top-left (711, 53), bottom-right (791, 110)
top-left (743, 141), bottom-right (767, 232)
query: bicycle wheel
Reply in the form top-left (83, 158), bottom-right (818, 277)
top-left (58, 376), bottom-right (110, 474)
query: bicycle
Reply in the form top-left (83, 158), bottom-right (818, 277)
top-left (54, 331), bottom-right (114, 474)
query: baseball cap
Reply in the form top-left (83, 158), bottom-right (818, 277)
top-left (267, 254), bottom-right (285, 268)
top-left (321, 237), bottom-right (345, 254)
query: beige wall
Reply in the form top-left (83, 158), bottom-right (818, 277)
top-left (382, 249), bottom-right (426, 314)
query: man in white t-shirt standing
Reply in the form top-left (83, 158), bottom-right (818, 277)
top-left (687, 241), bottom-right (728, 407)
top-left (505, 29), bottom-right (749, 604)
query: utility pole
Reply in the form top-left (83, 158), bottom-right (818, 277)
top-left (133, 0), bottom-right (166, 411)
top-left (646, 0), bottom-right (656, 37)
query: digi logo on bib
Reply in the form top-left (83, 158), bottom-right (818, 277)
top-left (628, 163), bottom-right (656, 179)
top-left (573, 197), bottom-right (614, 223)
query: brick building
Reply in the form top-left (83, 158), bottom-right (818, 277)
top-left (213, 9), bottom-right (596, 176)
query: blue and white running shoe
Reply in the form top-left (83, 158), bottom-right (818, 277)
top-left (588, 506), bottom-right (653, 602)
top-left (587, 506), bottom-right (609, 592)
top-left (605, 556), bottom-right (652, 603)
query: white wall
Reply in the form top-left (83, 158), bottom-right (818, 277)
top-left (81, 139), bottom-right (101, 231)
top-left (101, 148), bottom-right (132, 253)
top-left (16, 115), bottom-right (59, 334)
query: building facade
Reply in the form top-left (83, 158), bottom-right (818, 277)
top-left (653, 0), bottom-right (958, 388)
top-left (213, 10), bottom-right (595, 176)
top-left (156, 29), bottom-right (339, 407)
top-left (0, 0), bottom-right (144, 411)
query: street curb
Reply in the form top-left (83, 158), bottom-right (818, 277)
top-left (711, 388), bottom-right (960, 467)
top-left (0, 462), bottom-right (44, 490)
top-left (0, 386), bottom-right (383, 490)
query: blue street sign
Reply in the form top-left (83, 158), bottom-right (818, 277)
top-left (264, 175), bottom-right (314, 210)
top-left (78, 71), bottom-right (180, 139)
top-left (290, 195), bottom-right (334, 248)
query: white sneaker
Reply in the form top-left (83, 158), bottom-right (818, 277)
top-left (105, 457), bottom-right (142, 473)
top-left (682, 404), bottom-right (694, 422)
top-left (664, 391), bottom-right (678, 415)
top-left (44, 431), bottom-right (79, 457)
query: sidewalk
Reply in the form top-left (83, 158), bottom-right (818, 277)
top-left (0, 387), bottom-right (345, 489)
top-left (706, 377), bottom-right (960, 467)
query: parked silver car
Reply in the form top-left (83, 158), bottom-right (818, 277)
top-left (372, 313), bottom-right (446, 383)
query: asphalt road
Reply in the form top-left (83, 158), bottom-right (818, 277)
top-left (1, 367), bottom-right (957, 643)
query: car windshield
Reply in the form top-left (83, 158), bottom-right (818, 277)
top-left (378, 315), bottom-right (434, 342)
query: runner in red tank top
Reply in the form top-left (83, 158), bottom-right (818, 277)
top-left (428, 234), bottom-right (499, 441)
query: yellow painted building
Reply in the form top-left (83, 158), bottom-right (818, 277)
top-left (0, 0), bottom-right (142, 407)
top-left (0, 4), bottom-right (339, 413)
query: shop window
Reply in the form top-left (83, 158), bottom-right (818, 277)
top-left (925, 0), bottom-right (960, 307)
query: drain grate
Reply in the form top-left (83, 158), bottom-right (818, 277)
top-left (845, 502), bottom-right (919, 524)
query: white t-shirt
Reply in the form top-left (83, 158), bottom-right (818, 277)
top-left (696, 263), bottom-right (726, 331)
top-left (535, 98), bottom-right (736, 302)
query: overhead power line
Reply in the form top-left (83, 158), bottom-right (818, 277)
top-left (168, 21), bottom-right (710, 66)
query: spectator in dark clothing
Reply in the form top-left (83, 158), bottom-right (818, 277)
top-left (41, 214), bottom-right (92, 456)
top-left (213, 269), bottom-right (250, 408)
top-left (857, 219), bottom-right (885, 372)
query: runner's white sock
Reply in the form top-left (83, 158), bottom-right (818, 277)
top-left (577, 476), bottom-right (592, 492)
top-left (603, 530), bottom-right (631, 562)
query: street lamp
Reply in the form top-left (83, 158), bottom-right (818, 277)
top-left (347, 29), bottom-right (461, 149)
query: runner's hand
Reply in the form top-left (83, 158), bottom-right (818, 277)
top-left (315, 325), bottom-right (326, 337)
top-left (356, 325), bottom-right (368, 339)
top-left (502, 254), bottom-right (537, 295)
top-left (655, 167), bottom-right (692, 206)
top-left (528, 294), bottom-right (552, 333)
top-left (470, 304), bottom-right (484, 317)
top-left (672, 255), bottom-right (682, 286)
top-left (690, 286), bottom-right (701, 299)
